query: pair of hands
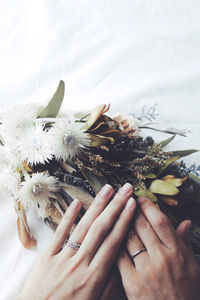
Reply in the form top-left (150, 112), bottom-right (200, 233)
top-left (18, 183), bottom-right (200, 300)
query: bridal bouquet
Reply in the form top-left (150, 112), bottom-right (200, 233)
top-left (0, 81), bottom-right (199, 261)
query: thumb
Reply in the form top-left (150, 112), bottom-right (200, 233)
top-left (176, 220), bottom-right (192, 250)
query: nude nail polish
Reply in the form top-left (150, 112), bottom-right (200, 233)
top-left (125, 197), bottom-right (135, 210)
top-left (71, 198), bottom-right (80, 210)
top-left (119, 183), bottom-right (132, 195)
top-left (99, 184), bottom-right (113, 198)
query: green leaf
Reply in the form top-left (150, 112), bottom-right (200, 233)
top-left (134, 187), bottom-right (158, 202)
top-left (81, 168), bottom-right (108, 195)
top-left (188, 173), bottom-right (200, 182)
top-left (159, 135), bottom-right (176, 148)
top-left (38, 80), bottom-right (65, 118)
top-left (171, 149), bottom-right (199, 158)
top-left (150, 180), bottom-right (179, 196)
top-left (145, 173), bottom-right (157, 179)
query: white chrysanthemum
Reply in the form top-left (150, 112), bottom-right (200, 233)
top-left (0, 168), bottom-right (20, 198)
top-left (48, 119), bottom-right (90, 161)
top-left (19, 173), bottom-right (59, 210)
top-left (112, 112), bottom-right (140, 137)
top-left (17, 123), bottom-right (53, 165)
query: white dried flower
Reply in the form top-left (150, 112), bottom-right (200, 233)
top-left (112, 112), bottom-right (140, 137)
top-left (48, 119), bottom-right (90, 161)
top-left (1, 104), bottom-right (37, 146)
top-left (0, 146), bottom-right (6, 167)
top-left (1, 146), bottom-right (24, 171)
top-left (0, 169), bottom-right (20, 198)
top-left (17, 123), bottom-right (53, 165)
top-left (19, 173), bottom-right (59, 211)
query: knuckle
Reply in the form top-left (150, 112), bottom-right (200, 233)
top-left (154, 215), bottom-right (169, 228)
top-left (92, 218), bottom-right (109, 235)
top-left (80, 220), bottom-right (91, 232)
top-left (110, 232), bottom-right (122, 245)
top-left (92, 198), bottom-right (105, 210)
top-left (137, 219), bottom-right (152, 232)
top-left (114, 193), bottom-right (128, 205)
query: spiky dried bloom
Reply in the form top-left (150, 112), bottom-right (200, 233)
top-left (19, 173), bottom-right (59, 211)
top-left (48, 119), bottom-right (90, 161)
top-left (17, 123), bottom-right (53, 166)
top-left (0, 104), bottom-right (37, 147)
top-left (112, 113), bottom-right (140, 137)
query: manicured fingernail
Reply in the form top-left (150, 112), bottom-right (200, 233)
top-left (71, 199), bottom-right (81, 210)
top-left (125, 197), bottom-right (135, 210)
top-left (119, 183), bottom-right (132, 195)
top-left (99, 184), bottom-right (113, 198)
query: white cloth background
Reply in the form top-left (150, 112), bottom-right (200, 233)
top-left (0, 1), bottom-right (200, 299)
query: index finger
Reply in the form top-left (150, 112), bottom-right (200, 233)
top-left (137, 197), bottom-right (178, 249)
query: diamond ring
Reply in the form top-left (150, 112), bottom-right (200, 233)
top-left (65, 239), bottom-right (81, 251)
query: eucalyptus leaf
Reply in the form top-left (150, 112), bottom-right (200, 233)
top-left (38, 80), bottom-right (65, 118)
top-left (159, 135), bottom-right (176, 148)
top-left (150, 180), bottom-right (179, 196)
top-left (81, 168), bottom-right (108, 195)
top-left (134, 188), bottom-right (158, 202)
top-left (171, 149), bottom-right (199, 158)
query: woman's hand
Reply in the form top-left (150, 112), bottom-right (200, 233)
top-left (118, 197), bottom-right (200, 300)
top-left (18, 183), bottom-right (136, 300)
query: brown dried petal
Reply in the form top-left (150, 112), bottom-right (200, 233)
top-left (62, 183), bottom-right (94, 210)
top-left (159, 196), bottom-right (179, 206)
top-left (84, 104), bottom-right (110, 130)
top-left (17, 202), bottom-right (36, 250)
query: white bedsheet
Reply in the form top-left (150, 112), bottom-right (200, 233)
top-left (0, 1), bottom-right (200, 299)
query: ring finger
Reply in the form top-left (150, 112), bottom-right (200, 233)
top-left (126, 226), bottom-right (149, 269)
top-left (61, 184), bottom-right (114, 256)
top-left (47, 198), bottom-right (82, 256)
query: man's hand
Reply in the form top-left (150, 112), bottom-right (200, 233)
top-left (118, 197), bottom-right (200, 300)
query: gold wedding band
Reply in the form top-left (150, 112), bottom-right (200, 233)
top-left (131, 247), bottom-right (146, 260)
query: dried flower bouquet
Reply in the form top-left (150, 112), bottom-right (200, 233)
top-left (0, 81), bottom-right (199, 262)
